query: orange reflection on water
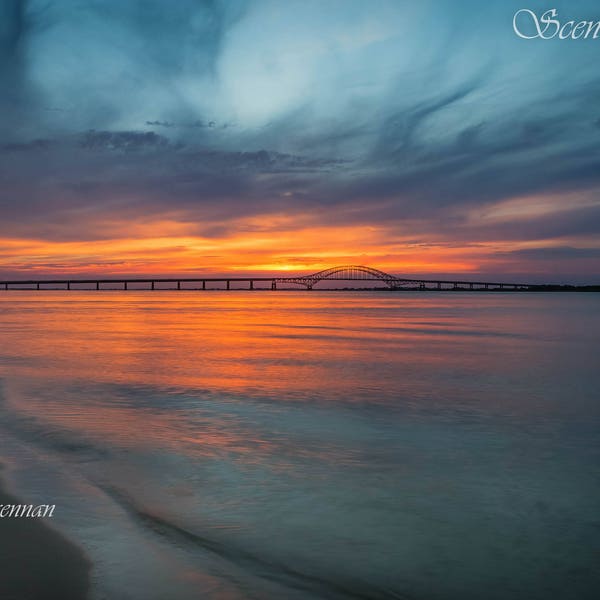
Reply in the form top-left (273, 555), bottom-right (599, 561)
top-left (0, 290), bottom-right (536, 391)
top-left (0, 290), bottom-right (561, 460)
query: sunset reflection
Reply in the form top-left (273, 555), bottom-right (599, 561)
top-left (1, 290), bottom-right (585, 463)
top-left (1, 290), bottom-right (599, 600)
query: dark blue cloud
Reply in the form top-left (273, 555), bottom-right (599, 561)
top-left (0, 0), bottom-right (599, 279)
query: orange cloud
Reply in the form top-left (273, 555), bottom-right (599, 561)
top-left (1, 210), bottom-right (597, 281)
top-left (0, 219), bottom-right (485, 278)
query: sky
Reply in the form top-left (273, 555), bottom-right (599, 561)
top-left (1, 0), bottom-right (599, 283)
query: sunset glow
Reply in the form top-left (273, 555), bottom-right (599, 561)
top-left (1, 1), bottom-right (599, 283)
top-left (1, 3), bottom-right (599, 600)
top-left (1, 217), bottom-right (596, 282)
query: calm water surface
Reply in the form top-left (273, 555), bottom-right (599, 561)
top-left (0, 291), bottom-right (598, 599)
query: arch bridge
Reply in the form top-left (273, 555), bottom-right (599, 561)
top-left (277, 265), bottom-right (404, 289)
top-left (0, 265), bottom-right (533, 291)
top-left (275, 265), bottom-right (529, 290)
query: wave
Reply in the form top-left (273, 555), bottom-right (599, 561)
top-left (0, 383), bottom-right (110, 462)
top-left (99, 483), bottom-right (412, 600)
top-left (0, 379), bottom-right (412, 599)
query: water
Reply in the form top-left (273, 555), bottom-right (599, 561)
top-left (0, 291), bottom-right (598, 599)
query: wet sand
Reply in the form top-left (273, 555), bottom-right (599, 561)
top-left (0, 482), bottom-right (90, 600)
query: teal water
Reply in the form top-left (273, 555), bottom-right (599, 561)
top-left (0, 291), bottom-right (598, 599)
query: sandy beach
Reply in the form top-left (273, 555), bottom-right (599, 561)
top-left (0, 479), bottom-right (90, 600)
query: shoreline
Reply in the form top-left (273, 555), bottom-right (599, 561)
top-left (0, 479), bottom-right (91, 600)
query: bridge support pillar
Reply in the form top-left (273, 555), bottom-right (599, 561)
top-left (96, 282), bottom-right (100, 290)
top-left (151, 281), bottom-right (155, 290)
top-left (4, 283), bottom-right (7, 290)
top-left (485, 283), bottom-right (489, 290)
top-left (124, 282), bottom-right (128, 290)
top-left (37, 283), bottom-right (40, 290)
top-left (500, 284), bottom-right (504, 290)
top-left (226, 280), bottom-right (230, 290)
top-left (250, 281), bottom-right (253, 290)
top-left (271, 281), bottom-right (277, 290)
top-left (202, 280), bottom-right (206, 290)
top-left (67, 282), bottom-right (71, 290)
top-left (437, 282), bottom-right (441, 290)
top-left (177, 281), bottom-right (181, 290)
top-left (470, 283), bottom-right (474, 290)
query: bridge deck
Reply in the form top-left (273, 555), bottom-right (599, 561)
top-left (0, 277), bottom-right (533, 290)
top-left (0, 264), bottom-right (538, 290)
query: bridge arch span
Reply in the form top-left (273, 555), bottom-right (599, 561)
top-left (310, 265), bottom-right (397, 283)
top-left (276, 265), bottom-right (402, 289)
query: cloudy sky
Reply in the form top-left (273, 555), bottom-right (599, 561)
top-left (1, 0), bottom-right (599, 282)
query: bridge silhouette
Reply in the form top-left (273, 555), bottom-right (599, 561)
top-left (0, 265), bottom-right (537, 291)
